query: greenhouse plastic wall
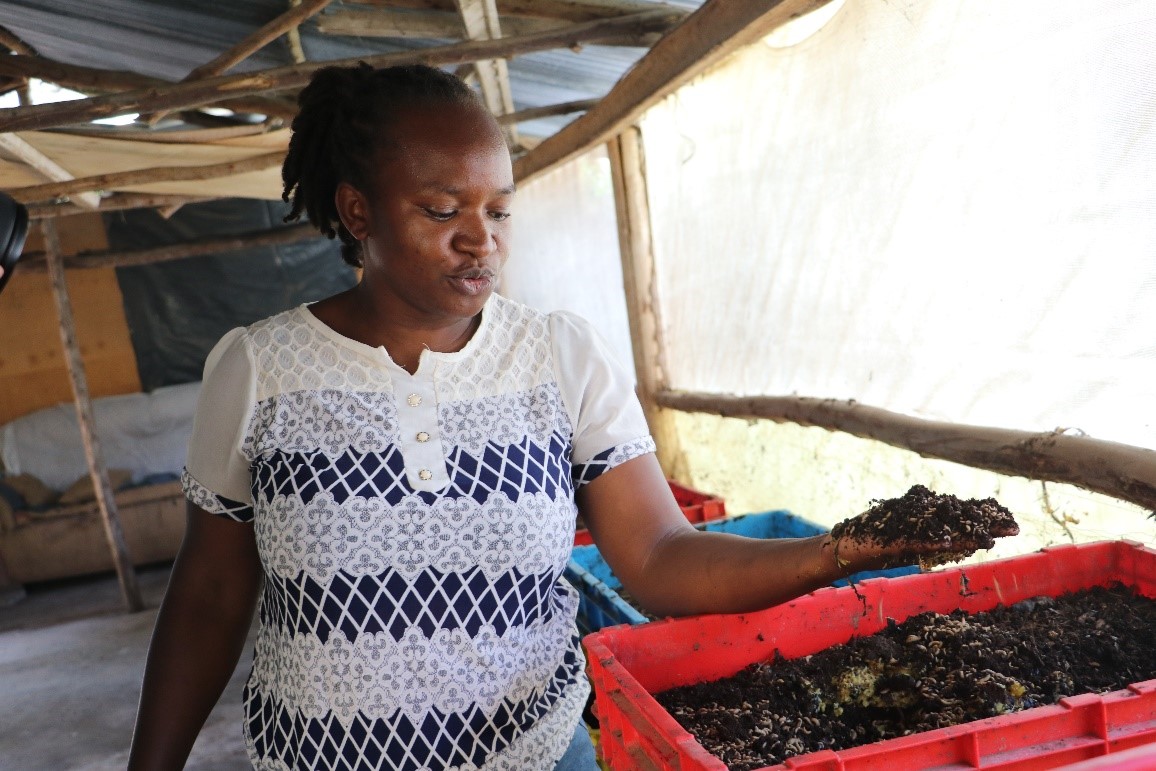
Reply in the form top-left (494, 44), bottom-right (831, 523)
top-left (584, 540), bottom-right (1156, 771)
top-left (566, 510), bottom-right (919, 634)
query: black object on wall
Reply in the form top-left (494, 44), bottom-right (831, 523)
top-left (110, 198), bottom-right (356, 391)
top-left (0, 191), bottom-right (29, 298)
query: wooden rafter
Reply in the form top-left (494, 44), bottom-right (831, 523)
top-left (455, 0), bottom-right (518, 146)
top-left (21, 223), bottom-right (320, 270)
top-left (347, 0), bottom-right (679, 23)
top-left (26, 193), bottom-right (213, 220)
top-left (515, 0), bottom-right (836, 184)
top-left (0, 10), bottom-right (680, 133)
top-left (0, 55), bottom-right (299, 121)
top-left (497, 97), bottom-right (597, 124)
top-left (317, 7), bottom-right (555, 38)
top-left (286, 0), bottom-right (309, 64)
top-left (7, 151), bottom-right (285, 204)
top-left (183, 0), bottom-right (332, 81)
top-left (64, 123), bottom-right (274, 143)
top-left (0, 133), bottom-right (101, 209)
top-left (0, 24), bottom-right (36, 55)
top-left (315, 7), bottom-right (662, 46)
top-left (141, 0), bottom-right (330, 125)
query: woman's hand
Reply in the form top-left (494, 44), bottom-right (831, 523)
top-left (827, 484), bottom-right (1020, 572)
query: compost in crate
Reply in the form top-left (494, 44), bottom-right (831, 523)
top-left (656, 584), bottom-right (1156, 771)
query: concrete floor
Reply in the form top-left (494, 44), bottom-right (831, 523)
top-left (0, 564), bottom-right (255, 770)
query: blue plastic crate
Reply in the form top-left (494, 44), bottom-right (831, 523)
top-left (565, 509), bottom-right (920, 635)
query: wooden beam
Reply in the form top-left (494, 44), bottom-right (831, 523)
top-left (316, 7), bottom-right (660, 45)
top-left (0, 10), bottom-right (680, 132)
top-left (0, 55), bottom-right (299, 121)
top-left (497, 97), bottom-right (597, 124)
top-left (21, 223), bottom-right (320, 270)
top-left (317, 7), bottom-right (553, 38)
top-left (608, 129), bottom-right (686, 477)
top-left (286, 0), bottom-right (309, 64)
top-left (455, 0), bottom-right (519, 147)
top-left (184, 0), bottom-right (333, 81)
top-left (0, 24), bottom-right (35, 55)
top-left (656, 390), bottom-right (1156, 515)
top-left (42, 219), bottom-right (144, 613)
top-left (26, 193), bottom-right (214, 220)
top-left (141, 0), bottom-right (329, 126)
top-left (515, 0), bottom-right (836, 184)
top-left (7, 151), bottom-right (284, 204)
top-left (347, 0), bottom-right (677, 23)
top-left (0, 133), bottom-right (102, 209)
top-left (63, 122), bottom-right (275, 143)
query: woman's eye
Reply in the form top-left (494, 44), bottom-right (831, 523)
top-left (423, 208), bottom-right (456, 221)
top-left (489, 211), bottom-right (511, 222)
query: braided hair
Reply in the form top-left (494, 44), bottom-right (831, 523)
top-left (282, 63), bottom-right (482, 267)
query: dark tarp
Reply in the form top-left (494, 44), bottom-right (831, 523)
top-left (110, 198), bottom-right (356, 391)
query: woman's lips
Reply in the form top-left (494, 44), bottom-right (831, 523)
top-left (447, 269), bottom-right (495, 295)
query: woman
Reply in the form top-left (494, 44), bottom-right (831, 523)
top-left (128, 64), bottom-right (1012, 771)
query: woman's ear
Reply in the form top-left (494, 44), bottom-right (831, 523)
top-left (335, 182), bottom-right (371, 241)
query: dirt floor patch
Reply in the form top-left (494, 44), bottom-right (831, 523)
top-left (655, 585), bottom-right (1156, 770)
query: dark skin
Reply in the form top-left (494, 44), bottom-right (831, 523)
top-left (128, 101), bottom-right (1014, 768)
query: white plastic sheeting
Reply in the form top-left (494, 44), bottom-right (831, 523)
top-left (640, 0), bottom-right (1156, 449)
top-left (503, 145), bottom-right (636, 375)
top-left (0, 381), bottom-right (199, 492)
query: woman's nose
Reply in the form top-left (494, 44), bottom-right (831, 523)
top-left (454, 213), bottom-right (497, 257)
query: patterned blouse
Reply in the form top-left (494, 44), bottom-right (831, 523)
top-left (182, 293), bottom-right (655, 771)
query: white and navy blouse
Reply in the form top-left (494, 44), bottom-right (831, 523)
top-left (181, 293), bottom-right (655, 771)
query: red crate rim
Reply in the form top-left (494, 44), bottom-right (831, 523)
top-left (584, 540), bottom-right (1156, 771)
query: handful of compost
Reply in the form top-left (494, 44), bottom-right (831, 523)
top-left (830, 484), bottom-right (1020, 570)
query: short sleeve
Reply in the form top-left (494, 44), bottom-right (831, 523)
top-left (549, 311), bottom-right (656, 488)
top-left (181, 327), bottom-right (257, 522)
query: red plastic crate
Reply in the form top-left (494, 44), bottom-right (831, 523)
top-left (574, 479), bottom-right (726, 546)
top-left (584, 540), bottom-right (1156, 771)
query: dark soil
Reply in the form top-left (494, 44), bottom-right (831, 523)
top-left (656, 585), bottom-right (1156, 771)
top-left (831, 485), bottom-right (1020, 568)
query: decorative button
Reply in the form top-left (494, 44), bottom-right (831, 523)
top-left (416, 431), bottom-right (430, 443)
top-left (418, 469), bottom-right (433, 481)
top-left (406, 394), bottom-right (422, 407)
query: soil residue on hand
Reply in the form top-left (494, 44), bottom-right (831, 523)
top-left (831, 484), bottom-right (1020, 568)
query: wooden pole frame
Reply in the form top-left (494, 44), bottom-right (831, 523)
top-left (347, 0), bottom-right (669, 23)
top-left (21, 223), bottom-right (320, 270)
top-left (656, 390), bottom-right (1156, 514)
top-left (607, 128), bottom-right (687, 477)
top-left (8, 151), bottom-right (285, 204)
top-left (42, 219), bottom-right (145, 612)
top-left (26, 193), bottom-right (213, 220)
top-left (497, 98), bottom-right (597, 125)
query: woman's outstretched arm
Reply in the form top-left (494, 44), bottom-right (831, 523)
top-left (577, 454), bottom-right (1013, 618)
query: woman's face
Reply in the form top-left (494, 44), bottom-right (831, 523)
top-left (339, 101), bottom-right (515, 327)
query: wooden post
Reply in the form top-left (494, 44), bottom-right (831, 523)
top-left (41, 219), bottom-right (144, 612)
top-left (607, 128), bottom-right (687, 478)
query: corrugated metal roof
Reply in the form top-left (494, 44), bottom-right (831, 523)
top-left (0, 0), bottom-right (705, 138)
